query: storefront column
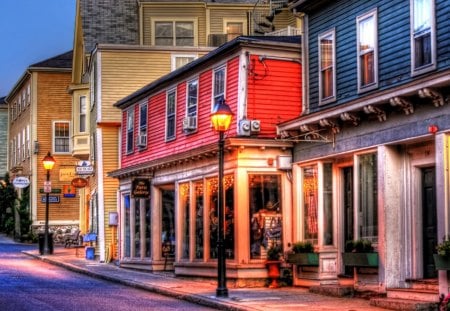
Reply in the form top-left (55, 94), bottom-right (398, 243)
top-left (436, 133), bottom-right (450, 296)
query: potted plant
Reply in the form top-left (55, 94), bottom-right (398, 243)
top-left (265, 244), bottom-right (282, 288)
top-left (434, 237), bottom-right (450, 270)
top-left (286, 241), bottom-right (319, 266)
top-left (342, 239), bottom-right (378, 267)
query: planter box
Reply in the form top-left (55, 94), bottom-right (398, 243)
top-left (342, 252), bottom-right (378, 267)
top-left (433, 254), bottom-right (450, 270)
top-left (286, 253), bottom-right (319, 266)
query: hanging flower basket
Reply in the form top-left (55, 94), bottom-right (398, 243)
top-left (433, 254), bottom-right (450, 270)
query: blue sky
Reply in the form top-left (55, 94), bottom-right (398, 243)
top-left (0, 0), bottom-right (76, 97)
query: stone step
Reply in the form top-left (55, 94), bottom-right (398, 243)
top-left (309, 285), bottom-right (354, 297)
top-left (387, 288), bottom-right (439, 302)
top-left (370, 297), bottom-right (439, 311)
top-left (408, 280), bottom-right (439, 292)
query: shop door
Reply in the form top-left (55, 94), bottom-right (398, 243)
top-left (343, 167), bottom-right (354, 276)
top-left (161, 189), bottom-right (175, 259)
top-left (422, 167), bottom-right (437, 279)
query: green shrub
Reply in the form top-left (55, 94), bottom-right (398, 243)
top-left (291, 241), bottom-right (315, 253)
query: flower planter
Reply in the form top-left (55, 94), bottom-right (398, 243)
top-left (286, 253), bottom-right (319, 266)
top-left (342, 252), bottom-right (378, 267)
top-left (433, 254), bottom-right (450, 270)
top-left (266, 260), bottom-right (281, 288)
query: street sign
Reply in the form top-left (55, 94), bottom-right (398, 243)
top-left (76, 161), bottom-right (94, 175)
top-left (43, 181), bottom-right (52, 193)
top-left (41, 195), bottom-right (60, 203)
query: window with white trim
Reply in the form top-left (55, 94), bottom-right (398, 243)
top-left (184, 79), bottom-right (198, 131)
top-left (411, 0), bottom-right (435, 74)
top-left (26, 84), bottom-right (31, 105)
top-left (318, 29), bottom-right (336, 103)
top-left (357, 9), bottom-right (378, 92)
top-left (79, 96), bottom-right (87, 133)
top-left (17, 133), bottom-right (21, 162)
top-left (126, 109), bottom-right (134, 153)
top-left (54, 121), bottom-right (70, 153)
top-left (213, 66), bottom-right (225, 105)
top-left (21, 129), bottom-right (26, 160)
top-left (225, 20), bottom-right (245, 41)
top-left (138, 102), bottom-right (148, 148)
top-left (154, 21), bottom-right (195, 46)
top-left (26, 125), bottom-right (30, 158)
top-left (166, 89), bottom-right (176, 140)
top-left (171, 54), bottom-right (196, 71)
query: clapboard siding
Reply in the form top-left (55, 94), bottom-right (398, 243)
top-left (101, 51), bottom-right (173, 122)
top-left (304, 0), bottom-right (450, 114)
top-left (36, 72), bottom-right (79, 222)
top-left (121, 40), bottom-right (302, 169)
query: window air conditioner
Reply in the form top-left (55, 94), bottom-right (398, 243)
top-left (137, 134), bottom-right (147, 147)
top-left (183, 116), bottom-right (197, 130)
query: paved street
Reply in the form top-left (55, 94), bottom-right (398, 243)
top-left (0, 233), bottom-right (391, 311)
top-left (0, 235), bottom-right (215, 311)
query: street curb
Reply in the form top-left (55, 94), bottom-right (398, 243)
top-left (22, 251), bottom-right (256, 311)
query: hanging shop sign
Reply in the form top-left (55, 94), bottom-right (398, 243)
top-left (132, 178), bottom-right (150, 198)
top-left (76, 161), bottom-right (94, 175)
top-left (71, 177), bottom-right (88, 188)
top-left (13, 176), bottom-right (30, 189)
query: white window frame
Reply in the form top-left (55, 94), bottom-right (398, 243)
top-left (53, 121), bottom-right (71, 154)
top-left (212, 65), bottom-right (226, 107)
top-left (410, 0), bottom-right (436, 75)
top-left (138, 101), bottom-right (148, 148)
top-left (151, 18), bottom-right (198, 47)
top-left (318, 29), bottom-right (336, 104)
top-left (357, 9), bottom-right (378, 93)
top-left (223, 18), bottom-right (247, 41)
top-left (22, 128), bottom-right (26, 161)
top-left (79, 95), bottom-right (87, 133)
top-left (26, 125), bottom-right (30, 158)
top-left (17, 133), bottom-right (21, 162)
top-left (126, 109), bottom-right (134, 154)
top-left (171, 54), bottom-right (197, 71)
top-left (184, 78), bottom-right (199, 132)
top-left (166, 88), bottom-right (177, 141)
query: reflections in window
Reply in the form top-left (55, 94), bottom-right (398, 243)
top-left (358, 153), bottom-right (378, 242)
top-left (249, 174), bottom-right (282, 260)
top-left (195, 181), bottom-right (204, 260)
top-left (180, 183), bottom-right (190, 260)
top-left (124, 194), bottom-right (131, 258)
top-left (303, 165), bottom-right (318, 244)
top-left (161, 189), bottom-right (175, 258)
top-left (323, 163), bottom-right (333, 245)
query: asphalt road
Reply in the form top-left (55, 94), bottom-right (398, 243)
top-left (0, 239), bottom-right (215, 311)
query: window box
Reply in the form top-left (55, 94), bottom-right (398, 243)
top-left (433, 254), bottom-right (450, 270)
top-left (342, 252), bottom-right (378, 267)
top-left (286, 253), bottom-right (319, 266)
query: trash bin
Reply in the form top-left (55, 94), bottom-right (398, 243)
top-left (38, 233), bottom-right (54, 255)
top-left (86, 246), bottom-right (95, 260)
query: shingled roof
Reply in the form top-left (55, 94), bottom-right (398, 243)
top-left (80, 0), bottom-right (139, 53)
top-left (29, 51), bottom-right (73, 69)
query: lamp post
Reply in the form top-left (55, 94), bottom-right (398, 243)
top-left (210, 99), bottom-right (233, 298)
top-left (42, 151), bottom-right (55, 255)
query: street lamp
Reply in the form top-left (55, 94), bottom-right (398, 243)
top-left (210, 99), bottom-right (233, 298)
top-left (42, 151), bottom-right (55, 255)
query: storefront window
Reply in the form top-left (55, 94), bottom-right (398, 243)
top-left (323, 163), bottom-right (333, 245)
top-left (358, 153), bottom-right (378, 242)
top-left (161, 189), bottom-right (175, 258)
top-left (180, 183), bottom-right (190, 260)
top-left (249, 174), bottom-right (282, 260)
top-left (194, 181), bottom-right (204, 260)
top-left (208, 175), bottom-right (235, 259)
top-left (124, 194), bottom-right (131, 257)
top-left (303, 166), bottom-right (318, 244)
top-left (145, 199), bottom-right (151, 257)
top-left (135, 199), bottom-right (141, 258)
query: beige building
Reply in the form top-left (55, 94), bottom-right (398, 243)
top-left (6, 51), bottom-right (80, 241)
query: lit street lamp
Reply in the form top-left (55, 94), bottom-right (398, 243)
top-left (42, 151), bottom-right (55, 255)
top-left (210, 99), bottom-right (233, 298)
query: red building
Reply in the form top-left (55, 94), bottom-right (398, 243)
top-left (109, 36), bottom-right (302, 285)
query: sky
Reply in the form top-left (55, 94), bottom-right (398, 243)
top-left (0, 0), bottom-right (76, 97)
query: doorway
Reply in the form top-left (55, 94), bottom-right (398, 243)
top-left (422, 167), bottom-right (437, 279)
top-left (343, 166), bottom-right (354, 276)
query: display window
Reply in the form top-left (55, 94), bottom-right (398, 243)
top-left (249, 174), bottom-right (282, 260)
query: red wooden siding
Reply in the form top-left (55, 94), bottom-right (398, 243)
top-left (120, 53), bottom-right (300, 168)
top-left (247, 54), bottom-right (302, 137)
